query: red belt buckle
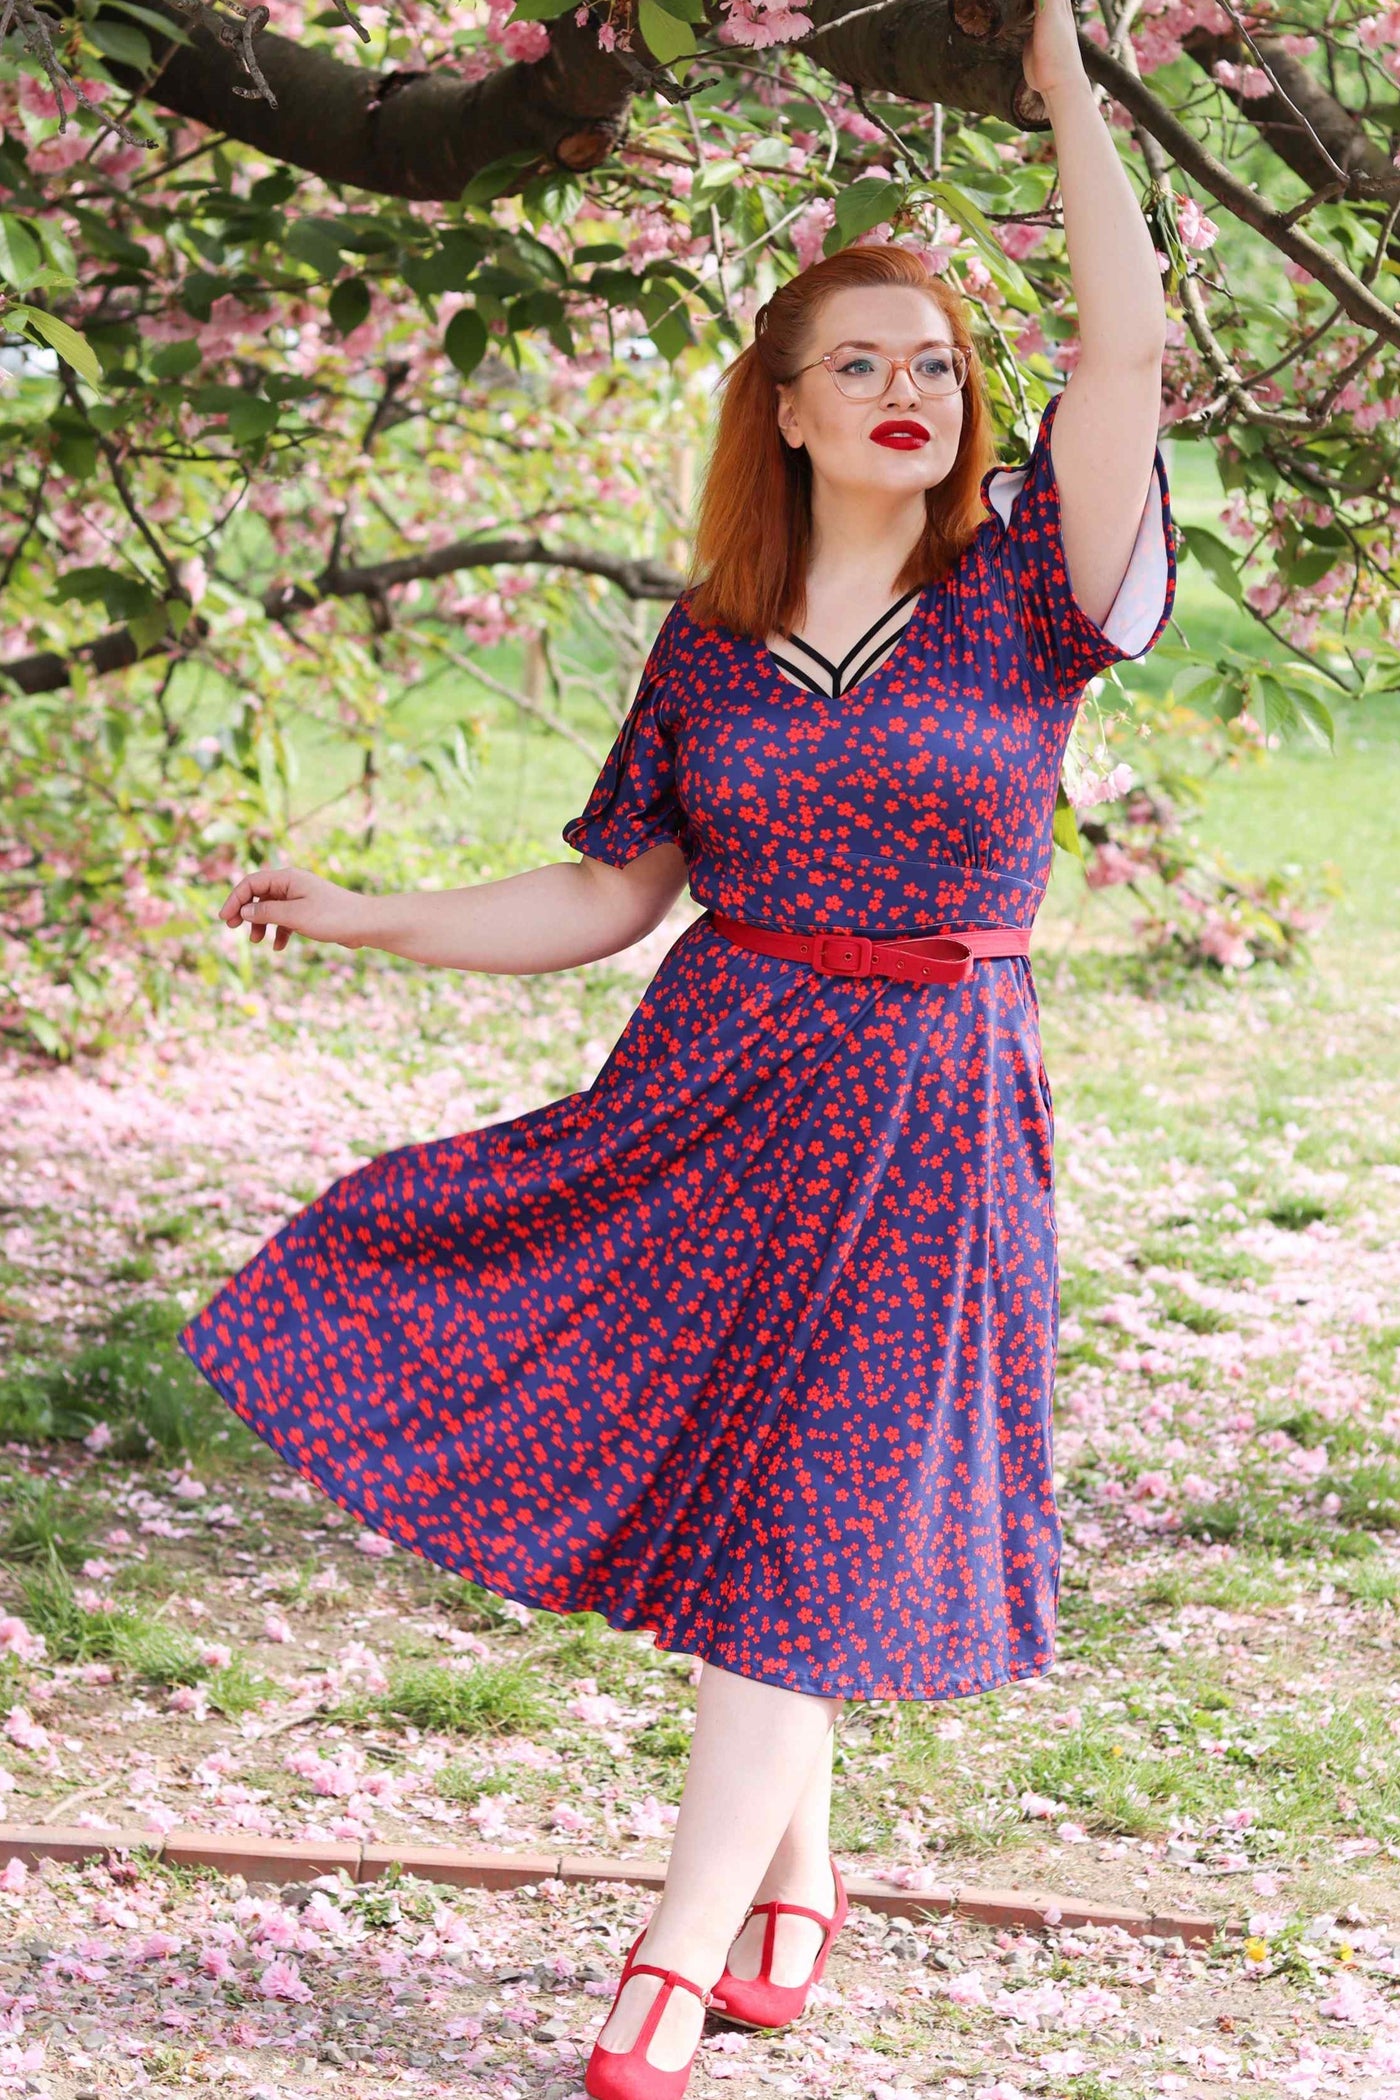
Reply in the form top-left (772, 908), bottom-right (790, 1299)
top-left (810, 932), bottom-right (874, 977)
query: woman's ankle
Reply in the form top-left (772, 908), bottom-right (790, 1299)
top-left (752, 1843), bottom-right (835, 1907)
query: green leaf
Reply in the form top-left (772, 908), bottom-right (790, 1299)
top-left (649, 0), bottom-right (708, 19)
top-left (102, 0), bottom-right (192, 41)
top-left (1051, 783), bottom-right (1083, 859)
top-left (636, 278), bottom-right (693, 363)
top-left (925, 180), bottom-right (1033, 300)
top-left (52, 428), bottom-right (98, 479)
top-left (460, 150), bottom-right (542, 209)
top-left (191, 383), bottom-right (254, 413)
top-left (404, 232), bottom-right (485, 297)
top-left (823, 177), bottom-right (905, 257)
top-left (127, 600), bottom-right (171, 655)
top-left (637, 0), bottom-right (697, 61)
top-left (333, 216), bottom-right (400, 257)
top-left (283, 219), bottom-right (345, 278)
top-left (444, 306), bottom-right (488, 377)
top-left (88, 19), bottom-right (153, 65)
top-left (251, 168), bottom-right (299, 208)
top-left (1256, 672), bottom-right (1333, 751)
top-left (14, 307), bottom-right (103, 387)
top-left (1181, 525), bottom-right (1244, 605)
top-left (329, 276), bottom-right (372, 336)
top-left (226, 397), bottom-right (279, 443)
top-left (149, 338), bottom-right (201, 379)
top-left (505, 0), bottom-right (574, 16)
top-left (0, 215), bottom-right (43, 292)
top-left (56, 566), bottom-right (156, 622)
top-left (1280, 545), bottom-right (1338, 589)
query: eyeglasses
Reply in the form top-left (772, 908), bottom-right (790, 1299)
top-left (792, 343), bottom-right (970, 401)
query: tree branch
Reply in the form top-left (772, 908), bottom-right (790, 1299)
top-left (0, 533), bottom-right (687, 698)
top-left (1182, 29), bottom-right (1400, 204)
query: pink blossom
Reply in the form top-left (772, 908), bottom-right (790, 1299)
top-left (1211, 59), bottom-right (1272, 97)
top-left (791, 198), bottom-right (837, 272)
top-left (259, 1955), bottom-right (313, 2001)
top-left (716, 0), bottom-right (814, 45)
top-left (0, 1618), bottom-right (45, 1664)
top-left (137, 1931), bottom-right (184, 1961)
top-left (1178, 197), bottom-right (1220, 251)
top-left (355, 1529), bottom-right (395, 1558)
top-left (4, 1705), bottom-right (50, 1751)
top-left (1085, 842), bottom-right (1146, 891)
top-left (262, 1610), bottom-right (293, 1643)
top-left (501, 18), bottom-right (550, 59)
top-left (999, 223), bottom-right (1046, 262)
top-left (1318, 1971), bottom-right (1378, 2023)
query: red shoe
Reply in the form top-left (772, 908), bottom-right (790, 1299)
top-left (709, 1853), bottom-right (849, 2031)
top-left (584, 1928), bottom-right (716, 2100)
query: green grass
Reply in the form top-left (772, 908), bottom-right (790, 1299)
top-left (1175, 1497), bottom-right (1379, 1559)
top-left (434, 1763), bottom-right (516, 1803)
top-left (0, 1297), bottom-right (255, 1463)
top-left (0, 1475), bottom-right (96, 1568)
top-left (12, 1547), bottom-right (272, 1710)
top-left (332, 1659), bottom-right (552, 1739)
top-left (1328, 1461), bottom-right (1400, 1529)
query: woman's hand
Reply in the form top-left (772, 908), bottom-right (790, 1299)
top-left (218, 865), bottom-right (369, 953)
top-left (1022, 0), bottom-right (1089, 100)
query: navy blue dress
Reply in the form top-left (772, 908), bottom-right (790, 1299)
top-left (180, 396), bottom-right (1174, 1702)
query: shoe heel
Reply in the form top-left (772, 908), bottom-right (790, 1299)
top-left (709, 1852), bottom-right (849, 2034)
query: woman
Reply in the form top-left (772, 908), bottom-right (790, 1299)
top-left (180, 2), bottom-right (1174, 2092)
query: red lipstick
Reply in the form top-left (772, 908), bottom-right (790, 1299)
top-left (870, 419), bottom-right (931, 449)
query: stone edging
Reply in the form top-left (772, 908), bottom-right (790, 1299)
top-left (0, 1824), bottom-right (1218, 1944)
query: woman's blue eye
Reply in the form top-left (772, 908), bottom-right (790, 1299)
top-left (916, 355), bottom-right (954, 377)
top-left (838, 356), bottom-right (876, 373)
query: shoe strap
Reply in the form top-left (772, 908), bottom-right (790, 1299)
top-left (624, 1958), bottom-right (713, 2049)
top-left (750, 1897), bottom-right (838, 1929)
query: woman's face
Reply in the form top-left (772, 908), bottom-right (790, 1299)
top-left (774, 284), bottom-right (966, 498)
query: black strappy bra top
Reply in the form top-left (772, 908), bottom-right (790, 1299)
top-left (766, 583), bottom-right (923, 700)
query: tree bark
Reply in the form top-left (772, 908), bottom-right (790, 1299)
top-left (93, 0), bottom-right (1038, 200)
top-left (96, 0), bottom-right (635, 196)
top-left (2, 534), bottom-right (686, 698)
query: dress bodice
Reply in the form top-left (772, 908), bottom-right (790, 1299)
top-left (564, 393), bottom-right (1175, 940)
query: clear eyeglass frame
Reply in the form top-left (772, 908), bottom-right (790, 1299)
top-left (792, 344), bottom-right (971, 401)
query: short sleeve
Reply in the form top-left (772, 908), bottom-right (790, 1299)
top-left (981, 390), bottom-right (1176, 704)
top-left (562, 602), bottom-right (688, 869)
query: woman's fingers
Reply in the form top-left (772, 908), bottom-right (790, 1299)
top-left (220, 866), bottom-right (295, 927)
top-left (219, 867), bottom-right (308, 945)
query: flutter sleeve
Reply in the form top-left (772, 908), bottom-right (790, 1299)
top-left (562, 602), bottom-right (689, 869)
top-left (982, 389), bottom-right (1176, 706)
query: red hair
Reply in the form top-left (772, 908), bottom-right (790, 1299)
top-left (686, 242), bottom-right (996, 641)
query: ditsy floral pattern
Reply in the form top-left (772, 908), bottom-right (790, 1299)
top-left (181, 394), bottom-right (1174, 1703)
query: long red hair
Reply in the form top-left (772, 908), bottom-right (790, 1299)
top-left (686, 243), bottom-right (996, 641)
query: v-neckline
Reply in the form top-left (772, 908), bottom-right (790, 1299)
top-left (761, 583), bottom-right (928, 702)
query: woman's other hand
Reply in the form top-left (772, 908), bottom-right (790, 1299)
top-left (219, 866), bottom-right (368, 953)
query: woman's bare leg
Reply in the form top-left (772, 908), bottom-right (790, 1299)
top-left (594, 1661), bottom-right (839, 2071)
top-left (722, 1719), bottom-right (838, 1984)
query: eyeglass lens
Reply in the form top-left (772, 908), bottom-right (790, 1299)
top-left (829, 348), bottom-right (965, 399)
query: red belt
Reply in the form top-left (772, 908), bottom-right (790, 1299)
top-left (709, 913), bottom-right (1031, 987)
